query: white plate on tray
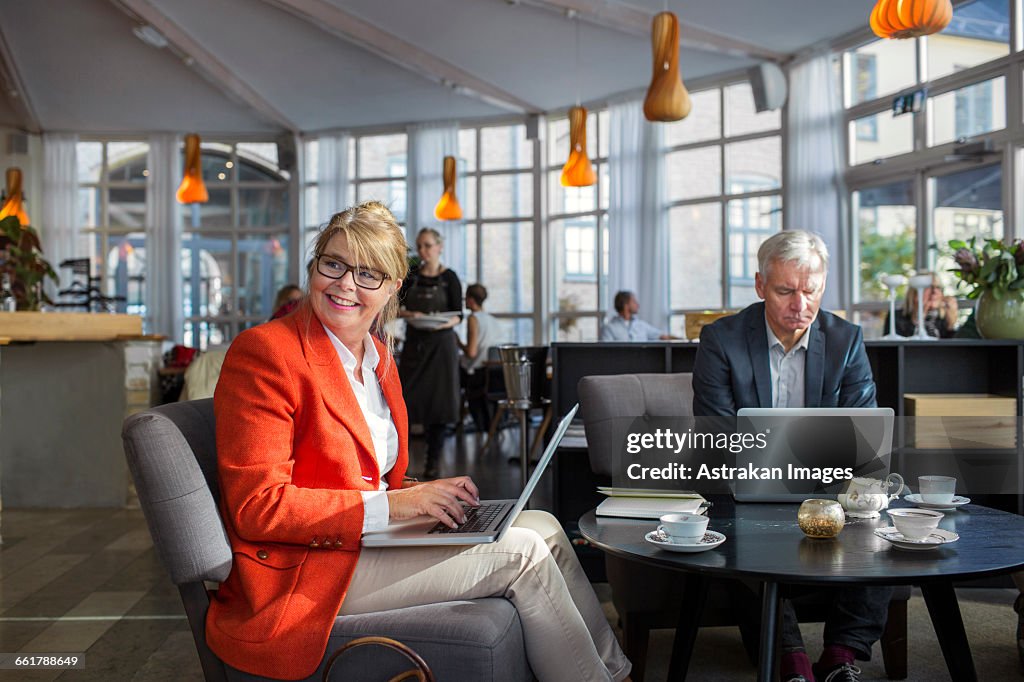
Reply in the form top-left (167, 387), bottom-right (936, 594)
top-left (873, 526), bottom-right (959, 551)
top-left (644, 529), bottom-right (726, 553)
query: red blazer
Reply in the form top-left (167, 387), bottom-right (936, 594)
top-left (207, 307), bottom-right (408, 680)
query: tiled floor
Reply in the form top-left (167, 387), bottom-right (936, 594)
top-left (0, 508), bottom-right (198, 681)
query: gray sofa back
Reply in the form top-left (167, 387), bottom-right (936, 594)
top-left (578, 372), bottom-right (694, 476)
top-left (122, 399), bottom-right (232, 584)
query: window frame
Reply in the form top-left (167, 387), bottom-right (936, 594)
top-left (663, 79), bottom-right (784, 336)
top-left (839, 2), bottom-right (1023, 331)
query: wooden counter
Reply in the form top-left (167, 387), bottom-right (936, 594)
top-left (0, 311), bottom-right (142, 341)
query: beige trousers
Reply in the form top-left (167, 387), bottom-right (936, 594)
top-left (342, 510), bottom-right (631, 682)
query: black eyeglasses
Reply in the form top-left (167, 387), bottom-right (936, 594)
top-left (316, 255), bottom-right (388, 290)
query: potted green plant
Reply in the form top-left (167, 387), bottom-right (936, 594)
top-left (948, 237), bottom-right (1024, 339)
top-left (0, 215), bottom-right (58, 311)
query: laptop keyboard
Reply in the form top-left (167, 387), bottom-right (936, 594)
top-left (428, 503), bottom-right (505, 534)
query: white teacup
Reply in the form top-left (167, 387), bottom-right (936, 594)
top-left (919, 476), bottom-right (956, 504)
top-left (887, 508), bottom-right (944, 540)
top-left (658, 513), bottom-right (709, 544)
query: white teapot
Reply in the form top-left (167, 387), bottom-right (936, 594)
top-left (838, 474), bottom-right (905, 519)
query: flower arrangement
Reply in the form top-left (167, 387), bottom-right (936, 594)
top-left (949, 237), bottom-right (1024, 300)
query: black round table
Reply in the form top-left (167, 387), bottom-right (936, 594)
top-left (579, 499), bottom-right (1024, 682)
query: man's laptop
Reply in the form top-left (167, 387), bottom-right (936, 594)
top-left (362, 404), bottom-right (579, 547)
top-left (733, 407), bottom-right (895, 503)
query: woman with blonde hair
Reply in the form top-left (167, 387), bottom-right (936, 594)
top-left (209, 201), bottom-right (631, 681)
top-left (883, 272), bottom-right (959, 338)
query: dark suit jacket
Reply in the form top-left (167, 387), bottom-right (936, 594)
top-left (692, 302), bottom-right (877, 417)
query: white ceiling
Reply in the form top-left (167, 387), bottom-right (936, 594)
top-left (0, 0), bottom-right (879, 135)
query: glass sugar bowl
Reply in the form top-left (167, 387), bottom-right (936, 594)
top-left (797, 499), bottom-right (845, 538)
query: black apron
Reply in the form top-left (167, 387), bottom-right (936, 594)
top-left (399, 272), bottom-right (461, 424)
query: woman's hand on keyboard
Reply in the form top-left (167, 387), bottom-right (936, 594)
top-left (386, 476), bottom-right (480, 529)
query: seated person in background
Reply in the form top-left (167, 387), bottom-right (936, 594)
top-left (882, 273), bottom-right (958, 338)
top-left (600, 290), bottom-right (679, 341)
top-left (210, 201), bottom-right (631, 682)
top-left (458, 283), bottom-right (503, 433)
top-left (693, 230), bottom-right (887, 682)
top-left (179, 348), bottom-right (228, 401)
top-left (269, 283), bottom-right (303, 320)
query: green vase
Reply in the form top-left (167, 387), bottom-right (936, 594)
top-left (976, 290), bottom-right (1024, 340)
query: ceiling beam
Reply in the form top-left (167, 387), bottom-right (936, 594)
top-left (0, 26), bottom-right (41, 133)
top-left (111, 0), bottom-right (299, 133)
top-left (515, 0), bottom-right (788, 63)
top-left (261, 0), bottom-right (541, 114)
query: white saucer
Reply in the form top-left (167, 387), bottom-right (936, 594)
top-left (903, 494), bottom-right (970, 511)
top-left (645, 529), bottom-right (726, 553)
top-left (874, 526), bottom-right (959, 551)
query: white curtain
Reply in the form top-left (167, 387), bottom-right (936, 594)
top-left (785, 52), bottom-right (846, 310)
top-left (39, 134), bottom-right (80, 300)
top-left (408, 123), bottom-right (465, 278)
top-left (146, 134), bottom-right (183, 343)
top-left (316, 132), bottom-right (351, 223)
top-left (607, 99), bottom-right (667, 331)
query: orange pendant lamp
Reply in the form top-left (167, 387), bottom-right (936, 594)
top-left (560, 106), bottom-right (596, 187)
top-left (0, 167), bottom-right (30, 225)
top-left (434, 155), bottom-right (462, 221)
top-left (643, 11), bottom-right (692, 122)
top-left (176, 133), bottom-right (209, 204)
top-left (870, 0), bottom-right (953, 39)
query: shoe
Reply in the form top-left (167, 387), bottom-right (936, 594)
top-left (782, 676), bottom-right (810, 682)
top-left (814, 663), bottom-right (861, 682)
top-left (1015, 592), bottom-right (1024, 666)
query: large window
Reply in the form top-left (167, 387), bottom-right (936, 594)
top-left (78, 141), bottom-right (149, 319)
top-left (665, 82), bottom-right (783, 337)
top-left (460, 123), bottom-right (535, 345)
top-left (183, 141), bottom-right (292, 348)
top-left (78, 139), bottom-right (292, 347)
top-left (842, 0), bottom-right (1021, 335)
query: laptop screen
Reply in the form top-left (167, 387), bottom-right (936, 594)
top-left (508, 404), bottom-right (578, 517)
top-left (734, 407), bottom-right (895, 497)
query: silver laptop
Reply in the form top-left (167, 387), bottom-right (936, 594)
top-left (733, 407), bottom-right (895, 503)
top-left (362, 404), bottom-right (578, 547)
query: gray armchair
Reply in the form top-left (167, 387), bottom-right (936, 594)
top-left (578, 372), bottom-right (908, 681)
top-left (122, 399), bottom-right (531, 682)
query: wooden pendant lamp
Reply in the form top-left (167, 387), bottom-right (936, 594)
top-left (870, 0), bottom-right (953, 39)
top-left (434, 155), bottom-right (463, 220)
top-left (643, 11), bottom-right (692, 122)
top-left (0, 167), bottom-right (30, 225)
top-left (176, 134), bottom-right (209, 204)
top-left (560, 106), bottom-right (597, 187)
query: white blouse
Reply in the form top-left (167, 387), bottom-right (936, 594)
top-left (322, 324), bottom-right (399, 533)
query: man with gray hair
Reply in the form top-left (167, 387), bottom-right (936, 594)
top-left (692, 230), bottom-right (885, 682)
